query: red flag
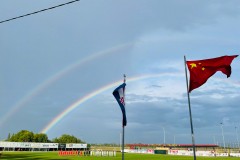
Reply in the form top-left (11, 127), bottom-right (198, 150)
top-left (186, 55), bottom-right (238, 92)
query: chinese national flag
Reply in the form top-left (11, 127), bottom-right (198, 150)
top-left (186, 55), bottom-right (238, 92)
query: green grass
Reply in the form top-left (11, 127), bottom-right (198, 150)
top-left (1, 151), bottom-right (239, 160)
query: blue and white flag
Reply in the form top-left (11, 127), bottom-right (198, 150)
top-left (112, 83), bottom-right (127, 126)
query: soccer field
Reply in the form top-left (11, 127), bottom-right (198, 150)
top-left (1, 152), bottom-right (239, 160)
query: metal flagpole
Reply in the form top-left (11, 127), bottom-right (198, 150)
top-left (220, 123), bottom-right (226, 149)
top-left (122, 125), bottom-right (125, 160)
top-left (235, 126), bottom-right (240, 149)
top-left (122, 74), bottom-right (126, 160)
top-left (184, 56), bottom-right (197, 160)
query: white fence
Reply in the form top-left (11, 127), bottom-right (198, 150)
top-left (0, 141), bottom-right (87, 150)
top-left (169, 149), bottom-right (240, 157)
top-left (125, 149), bottom-right (154, 154)
top-left (66, 143), bottom-right (87, 149)
top-left (90, 150), bottom-right (116, 156)
top-left (0, 142), bottom-right (58, 148)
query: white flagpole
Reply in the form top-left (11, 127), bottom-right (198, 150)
top-left (184, 56), bottom-right (197, 160)
top-left (122, 74), bottom-right (126, 160)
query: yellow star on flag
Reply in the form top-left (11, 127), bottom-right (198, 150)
top-left (190, 63), bottom-right (197, 69)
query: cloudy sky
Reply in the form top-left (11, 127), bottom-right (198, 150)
top-left (1, 0), bottom-right (240, 145)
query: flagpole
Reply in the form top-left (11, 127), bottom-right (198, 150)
top-left (184, 55), bottom-right (197, 160)
top-left (122, 74), bottom-right (126, 160)
top-left (122, 125), bottom-right (125, 160)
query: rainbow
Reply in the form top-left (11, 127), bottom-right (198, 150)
top-left (0, 43), bottom-right (134, 128)
top-left (41, 72), bottom-right (180, 133)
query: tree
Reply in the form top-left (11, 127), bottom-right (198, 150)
top-left (52, 134), bottom-right (83, 143)
top-left (7, 130), bottom-right (49, 142)
top-left (33, 133), bottom-right (48, 142)
top-left (6, 130), bottom-right (84, 144)
top-left (9, 130), bottom-right (34, 142)
top-left (7, 133), bottom-right (11, 141)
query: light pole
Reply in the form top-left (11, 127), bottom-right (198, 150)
top-left (162, 127), bottom-right (165, 145)
top-left (174, 135), bottom-right (176, 145)
top-left (220, 122), bottom-right (226, 149)
top-left (235, 127), bottom-right (239, 148)
top-left (213, 135), bottom-right (216, 145)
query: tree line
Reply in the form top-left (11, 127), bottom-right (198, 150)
top-left (6, 130), bottom-right (84, 143)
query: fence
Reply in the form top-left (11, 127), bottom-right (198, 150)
top-left (58, 150), bottom-right (116, 157)
top-left (90, 150), bottom-right (116, 156)
top-left (169, 149), bottom-right (240, 157)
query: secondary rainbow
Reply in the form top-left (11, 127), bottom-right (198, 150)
top-left (0, 43), bottom-right (134, 128)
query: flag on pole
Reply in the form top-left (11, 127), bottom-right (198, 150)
top-left (113, 83), bottom-right (127, 126)
top-left (186, 55), bottom-right (238, 92)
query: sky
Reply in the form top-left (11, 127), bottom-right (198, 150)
top-left (1, 0), bottom-right (240, 145)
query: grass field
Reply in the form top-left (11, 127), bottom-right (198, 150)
top-left (1, 152), bottom-right (240, 160)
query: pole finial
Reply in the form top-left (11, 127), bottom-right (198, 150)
top-left (123, 74), bottom-right (126, 83)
